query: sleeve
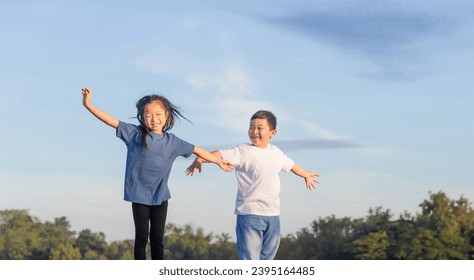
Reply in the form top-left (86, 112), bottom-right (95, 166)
top-left (173, 134), bottom-right (195, 158)
top-left (278, 148), bottom-right (295, 172)
top-left (116, 121), bottom-right (138, 146)
top-left (281, 156), bottom-right (295, 172)
top-left (218, 145), bottom-right (242, 166)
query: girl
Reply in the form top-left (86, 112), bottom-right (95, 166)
top-left (82, 88), bottom-right (232, 260)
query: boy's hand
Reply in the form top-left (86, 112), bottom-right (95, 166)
top-left (290, 163), bottom-right (319, 190)
top-left (82, 88), bottom-right (92, 107)
top-left (185, 158), bottom-right (203, 176)
top-left (305, 172), bottom-right (319, 190)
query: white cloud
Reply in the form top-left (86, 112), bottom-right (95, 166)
top-left (301, 121), bottom-right (345, 140)
top-left (186, 60), bottom-right (254, 98)
top-left (355, 145), bottom-right (390, 157)
top-left (132, 47), bottom-right (214, 77)
top-left (132, 45), bottom-right (352, 139)
top-left (179, 17), bottom-right (201, 30)
top-left (132, 47), bottom-right (355, 140)
top-left (132, 47), bottom-right (276, 132)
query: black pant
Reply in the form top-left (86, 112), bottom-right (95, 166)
top-left (132, 201), bottom-right (168, 260)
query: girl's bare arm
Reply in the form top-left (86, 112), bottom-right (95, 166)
top-left (186, 150), bottom-right (231, 175)
top-left (82, 88), bottom-right (119, 129)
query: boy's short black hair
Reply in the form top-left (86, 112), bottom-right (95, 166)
top-left (251, 110), bottom-right (277, 130)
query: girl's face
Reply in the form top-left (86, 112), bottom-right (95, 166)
top-left (248, 118), bottom-right (276, 148)
top-left (143, 101), bottom-right (169, 134)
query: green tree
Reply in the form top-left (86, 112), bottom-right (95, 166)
top-left (277, 215), bottom-right (355, 260)
top-left (349, 192), bottom-right (474, 260)
top-left (106, 240), bottom-right (134, 260)
top-left (50, 243), bottom-right (81, 260)
top-left (275, 234), bottom-right (299, 259)
top-left (0, 209), bottom-right (43, 260)
top-left (351, 231), bottom-right (390, 259)
top-left (209, 233), bottom-right (237, 260)
top-left (384, 213), bottom-right (418, 259)
top-left (35, 217), bottom-right (78, 259)
top-left (349, 207), bottom-right (393, 259)
top-left (75, 229), bottom-right (108, 260)
top-left (164, 223), bottom-right (213, 260)
top-left (2, 190), bottom-right (472, 260)
top-left (409, 191), bottom-right (474, 259)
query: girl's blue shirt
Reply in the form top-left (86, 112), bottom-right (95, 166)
top-left (116, 121), bottom-right (195, 205)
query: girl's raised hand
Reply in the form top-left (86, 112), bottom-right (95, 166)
top-left (82, 87), bottom-right (92, 106)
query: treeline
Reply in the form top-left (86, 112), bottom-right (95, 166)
top-left (0, 210), bottom-right (236, 260)
top-left (277, 191), bottom-right (474, 260)
top-left (1, 191), bottom-right (473, 260)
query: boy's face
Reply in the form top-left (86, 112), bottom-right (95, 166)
top-left (248, 118), bottom-right (276, 148)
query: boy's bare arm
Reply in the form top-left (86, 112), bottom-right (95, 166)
top-left (291, 163), bottom-right (319, 190)
top-left (82, 88), bottom-right (120, 129)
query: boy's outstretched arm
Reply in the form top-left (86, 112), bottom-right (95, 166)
top-left (82, 88), bottom-right (119, 129)
top-left (185, 151), bottom-right (234, 176)
top-left (191, 148), bottom-right (233, 174)
top-left (291, 163), bottom-right (319, 190)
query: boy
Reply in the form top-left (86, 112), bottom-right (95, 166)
top-left (186, 110), bottom-right (319, 260)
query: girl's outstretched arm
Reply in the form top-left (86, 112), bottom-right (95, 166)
top-left (291, 163), bottom-right (319, 190)
top-left (82, 88), bottom-right (119, 129)
top-left (188, 148), bottom-right (233, 174)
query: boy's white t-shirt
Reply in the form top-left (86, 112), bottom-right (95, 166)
top-left (219, 143), bottom-right (294, 216)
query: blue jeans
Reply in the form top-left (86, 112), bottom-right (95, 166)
top-left (236, 215), bottom-right (281, 260)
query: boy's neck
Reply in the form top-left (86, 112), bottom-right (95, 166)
top-left (251, 143), bottom-right (270, 149)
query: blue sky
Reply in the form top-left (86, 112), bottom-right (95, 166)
top-left (1, 0), bottom-right (473, 242)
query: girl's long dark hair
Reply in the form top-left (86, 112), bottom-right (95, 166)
top-left (136, 94), bottom-right (191, 149)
